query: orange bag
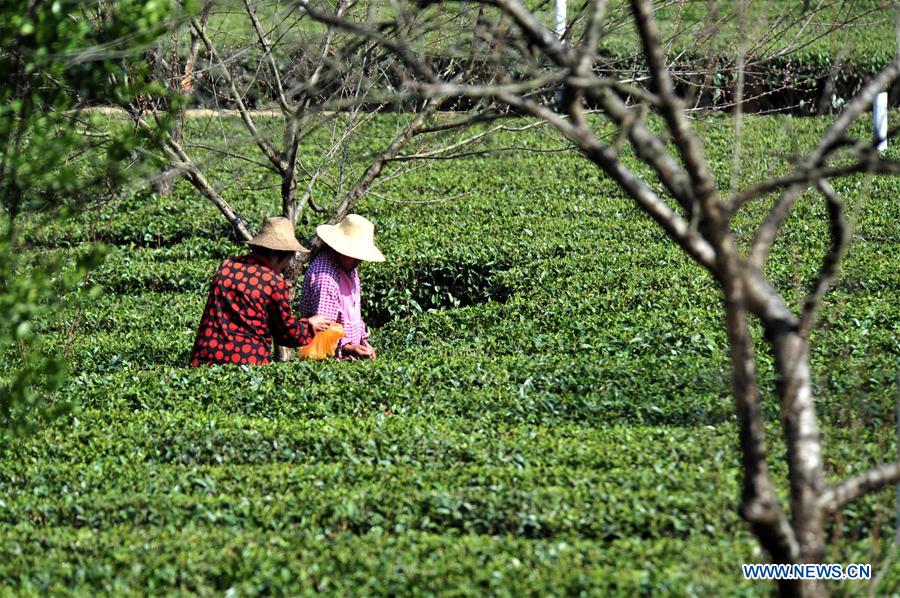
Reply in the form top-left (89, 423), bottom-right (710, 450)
top-left (298, 323), bottom-right (345, 360)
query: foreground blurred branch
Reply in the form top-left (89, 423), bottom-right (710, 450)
top-left (291, 0), bottom-right (900, 593)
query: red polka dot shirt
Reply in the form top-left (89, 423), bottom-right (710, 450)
top-left (189, 254), bottom-right (315, 366)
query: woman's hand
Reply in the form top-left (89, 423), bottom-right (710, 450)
top-left (343, 343), bottom-right (375, 360)
top-left (307, 315), bottom-right (333, 334)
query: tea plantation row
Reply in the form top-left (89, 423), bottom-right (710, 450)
top-left (198, 1), bottom-right (894, 114)
top-left (204, 0), bottom-right (894, 64)
top-left (2, 112), bottom-right (898, 594)
top-left (1, 410), bottom-right (893, 594)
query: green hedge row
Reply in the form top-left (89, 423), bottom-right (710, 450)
top-left (1, 410), bottom-right (894, 593)
top-left (1, 427), bottom-right (740, 540)
top-left (1, 412), bottom-right (893, 537)
top-left (1, 525), bottom-right (769, 596)
top-left (5, 109), bottom-right (898, 594)
top-left (189, 1), bottom-right (895, 114)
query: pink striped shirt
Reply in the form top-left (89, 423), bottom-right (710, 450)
top-left (300, 248), bottom-right (368, 359)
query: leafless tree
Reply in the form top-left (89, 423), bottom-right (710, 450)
top-left (139, 0), bottom-right (513, 359)
top-left (290, 0), bottom-right (900, 595)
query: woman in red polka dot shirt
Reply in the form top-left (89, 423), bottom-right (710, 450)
top-left (190, 217), bottom-right (331, 366)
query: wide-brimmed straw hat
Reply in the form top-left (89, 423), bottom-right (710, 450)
top-left (316, 214), bottom-right (385, 262)
top-left (247, 216), bottom-right (309, 253)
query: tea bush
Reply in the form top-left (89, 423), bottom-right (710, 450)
top-left (2, 112), bottom-right (898, 595)
top-left (193, 2), bottom-right (895, 114)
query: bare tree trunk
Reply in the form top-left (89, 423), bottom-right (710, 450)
top-left (771, 332), bottom-right (827, 597)
top-left (154, 30), bottom-right (181, 196)
top-left (274, 118), bottom-right (304, 363)
top-left (154, 2), bottom-right (213, 196)
top-left (282, 120), bottom-right (302, 225)
top-left (720, 255), bottom-right (803, 596)
top-left (281, 171), bottom-right (299, 224)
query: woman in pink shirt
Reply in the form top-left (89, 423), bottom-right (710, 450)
top-left (300, 214), bottom-right (385, 360)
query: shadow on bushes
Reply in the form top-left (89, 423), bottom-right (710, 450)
top-left (363, 259), bottom-right (513, 327)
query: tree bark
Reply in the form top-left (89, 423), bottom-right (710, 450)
top-left (281, 171), bottom-right (299, 225)
top-left (294, 1), bottom-right (900, 592)
top-left (282, 119), bottom-right (302, 225)
top-left (772, 333), bottom-right (827, 564)
top-left (720, 250), bottom-right (802, 596)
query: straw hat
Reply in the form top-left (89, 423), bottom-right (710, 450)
top-left (247, 216), bottom-right (309, 253)
top-left (316, 214), bottom-right (385, 262)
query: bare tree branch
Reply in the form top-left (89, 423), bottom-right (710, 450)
top-left (183, 141), bottom-right (279, 171)
top-left (494, 0), bottom-right (573, 66)
top-left (313, 100), bottom-right (442, 241)
top-left (798, 179), bottom-right (848, 338)
top-left (576, 0), bottom-right (609, 76)
top-left (387, 121), bottom-right (552, 161)
top-left (722, 254), bottom-right (800, 571)
top-left (142, 117), bottom-right (254, 241)
top-left (747, 184), bottom-right (806, 271)
top-left (593, 87), bottom-right (697, 218)
top-left (496, 89), bottom-right (717, 270)
top-left (298, 2), bottom-right (438, 83)
top-left (729, 155), bottom-right (900, 213)
top-left (243, 0), bottom-right (291, 114)
top-left (410, 73), bottom-right (565, 98)
top-left (631, 0), bottom-right (721, 219)
top-left (417, 107), bottom-right (508, 133)
top-left (820, 462), bottom-right (900, 516)
top-left (747, 57), bottom-right (900, 269)
top-left (191, 16), bottom-right (286, 173)
top-left (728, 0), bottom-right (748, 197)
top-left (305, 0), bottom-right (348, 94)
top-left (181, 0), bottom-right (214, 95)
